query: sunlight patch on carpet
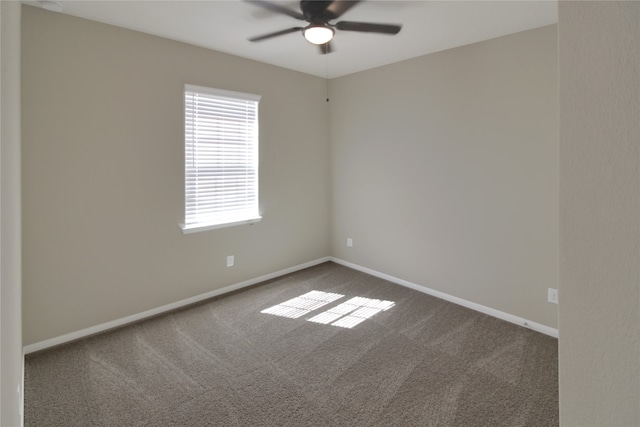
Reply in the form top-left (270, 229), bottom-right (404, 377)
top-left (261, 290), bottom-right (344, 319)
top-left (262, 291), bottom-right (394, 328)
top-left (308, 297), bottom-right (395, 328)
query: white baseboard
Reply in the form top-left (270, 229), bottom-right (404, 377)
top-left (330, 257), bottom-right (558, 338)
top-left (23, 257), bottom-right (331, 354)
top-left (24, 255), bottom-right (557, 353)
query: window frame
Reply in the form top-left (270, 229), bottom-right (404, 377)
top-left (180, 84), bottom-right (262, 234)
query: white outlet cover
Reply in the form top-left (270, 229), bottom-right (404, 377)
top-left (547, 288), bottom-right (558, 304)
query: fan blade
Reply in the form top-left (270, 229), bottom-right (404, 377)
top-left (249, 27), bottom-right (303, 42)
top-left (318, 41), bottom-right (333, 54)
top-left (335, 21), bottom-right (402, 35)
top-left (325, 0), bottom-right (360, 20)
top-left (245, 0), bottom-right (305, 20)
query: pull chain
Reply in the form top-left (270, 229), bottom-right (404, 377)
top-left (325, 45), bottom-right (330, 102)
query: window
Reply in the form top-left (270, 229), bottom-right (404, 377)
top-left (181, 85), bottom-right (261, 233)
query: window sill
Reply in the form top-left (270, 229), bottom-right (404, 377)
top-left (179, 216), bottom-right (262, 234)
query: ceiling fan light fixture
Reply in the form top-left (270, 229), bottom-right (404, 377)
top-left (303, 25), bottom-right (334, 45)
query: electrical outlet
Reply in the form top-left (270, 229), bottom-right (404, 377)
top-left (226, 255), bottom-right (234, 267)
top-left (547, 288), bottom-right (558, 304)
top-left (347, 238), bottom-right (353, 247)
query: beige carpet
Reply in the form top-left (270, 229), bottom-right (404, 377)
top-left (24, 262), bottom-right (558, 426)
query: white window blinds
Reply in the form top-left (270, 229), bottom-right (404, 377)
top-left (182, 85), bottom-right (261, 233)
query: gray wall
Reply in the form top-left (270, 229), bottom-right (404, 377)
top-left (22, 6), bottom-right (331, 345)
top-left (22, 8), bottom-right (560, 345)
top-left (17, 2), bottom-right (640, 424)
top-left (330, 25), bottom-right (559, 329)
top-left (558, 2), bottom-right (640, 425)
top-left (1, 1), bottom-right (23, 425)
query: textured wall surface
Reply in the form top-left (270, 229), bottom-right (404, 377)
top-left (22, 6), bottom-right (331, 345)
top-left (330, 25), bottom-right (559, 329)
top-left (1, 2), bottom-right (23, 425)
top-left (559, 1), bottom-right (640, 425)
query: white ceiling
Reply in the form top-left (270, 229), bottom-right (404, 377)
top-left (25, 0), bottom-right (558, 78)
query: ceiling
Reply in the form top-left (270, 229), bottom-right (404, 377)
top-left (25, 0), bottom-right (558, 79)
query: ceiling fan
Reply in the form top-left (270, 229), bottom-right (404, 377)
top-left (246, 0), bottom-right (402, 54)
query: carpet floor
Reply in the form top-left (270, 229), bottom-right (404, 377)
top-left (24, 262), bottom-right (558, 426)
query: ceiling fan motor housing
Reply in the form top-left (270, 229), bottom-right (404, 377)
top-left (300, 0), bottom-right (335, 22)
